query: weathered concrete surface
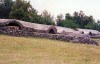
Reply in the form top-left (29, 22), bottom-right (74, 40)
top-left (0, 27), bottom-right (99, 46)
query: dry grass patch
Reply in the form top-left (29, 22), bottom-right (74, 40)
top-left (0, 35), bottom-right (100, 64)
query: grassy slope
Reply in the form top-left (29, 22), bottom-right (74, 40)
top-left (0, 35), bottom-right (100, 64)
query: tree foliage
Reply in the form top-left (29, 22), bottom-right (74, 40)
top-left (31, 10), bottom-right (55, 25)
top-left (9, 0), bottom-right (54, 25)
top-left (9, 0), bottom-right (37, 22)
top-left (56, 11), bottom-right (99, 30)
top-left (84, 22), bottom-right (94, 29)
top-left (0, 0), bottom-right (14, 18)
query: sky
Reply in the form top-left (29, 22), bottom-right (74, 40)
top-left (27, 0), bottom-right (100, 20)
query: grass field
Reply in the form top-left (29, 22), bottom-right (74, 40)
top-left (0, 35), bottom-right (100, 64)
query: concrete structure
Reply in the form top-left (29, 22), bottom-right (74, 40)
top-left (0, 19), bottom-right (57, 34)
top-left (77, 28), bottom-right (100, 35)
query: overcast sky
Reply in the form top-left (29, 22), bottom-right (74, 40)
top-left (27, 0), bottom-right (100, 20)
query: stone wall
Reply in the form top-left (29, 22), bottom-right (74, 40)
top-left (89, 35), bottom-right (100, 39)
top-left (0, 27), bottom-right (99, 46)
top-left (0, 27), bottom-right (34, 36)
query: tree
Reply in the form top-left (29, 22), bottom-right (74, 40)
top-left (65, 13), bottom-right (72, 20)
top-left (97, 24), bottom-right (100, 31)
top-left (63, 20), bottom-right (79, 28)
top-left (56, 10), bottom-right (98, 29)
top-left (31, 10), bottom-right (55, 25)
top-left (84, 22), bottom-right (94, 29)
top-left (41, 10), bottom-right (54, 21)
top-left (56, 14), bottom-right (64, 26)
top-left (93, 23), bottom-right (99, 30)
top-left (73, 11), bottom-right (84, 28)
top-left (10, 0), bottom-right (37, 22)
top-left (0, 0), bottom-right (14, 18)
top-left (73, 11), bottom-right (94, 28)
top-left (40, 10), bottom-right (55, 25)
top-left (57, 19), bottom-right (79, 28)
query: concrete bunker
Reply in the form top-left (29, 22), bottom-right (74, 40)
top-left (48, 29), bottom-right (56, 34)
top-left (6, 21), bottom-right (22, 30)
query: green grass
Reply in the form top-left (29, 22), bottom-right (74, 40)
top-left (0, 35), bottom-right (100, 64)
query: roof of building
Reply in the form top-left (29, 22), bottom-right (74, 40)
top-left (0, 19), bottom-right (57, 33)
top-left (55, 26), bottom-right (75, 33)
top-left (77, 28), bottom-right (100, 34)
